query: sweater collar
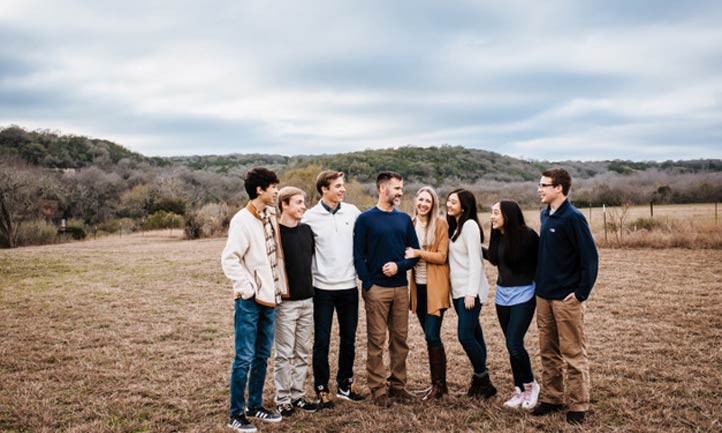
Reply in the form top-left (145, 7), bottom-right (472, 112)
top-left (544, 198), bottom-right (571, 218)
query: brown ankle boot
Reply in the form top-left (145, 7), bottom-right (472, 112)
top-left (423, 346), bottom-right (447, 400)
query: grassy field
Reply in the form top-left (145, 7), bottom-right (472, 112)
top-left (509, 203), bottom-right (722, 249)
top-left (1, 231), bottom-right (721, 433)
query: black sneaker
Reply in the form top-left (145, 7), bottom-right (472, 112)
top-left (532, 402), bottom-right (565, 416)
top-left (292, 397), bottom-right (319, 413)
top-left (245, 407), bottom-right (282, 423)
top-left (337, 379), bottom-right (365, 401)
top-left (277, 403), bottom-right (294, 418)
top-left (316, 390), bottom-right (335, 409)
top-left (227, 413), bottom-right (257, 432)
top-left (566, 411), bottom-right (586, 425)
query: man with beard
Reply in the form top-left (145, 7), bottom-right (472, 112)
top-left (353, 171), bottom-right (420, 405)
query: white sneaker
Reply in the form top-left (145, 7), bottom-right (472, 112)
top-left (520, 381), bottom-right (540, 410)
top-left (503, 387), bottom-right (524, 408)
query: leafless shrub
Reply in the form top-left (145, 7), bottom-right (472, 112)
top-left (15, 219), bottom-right (58, 246)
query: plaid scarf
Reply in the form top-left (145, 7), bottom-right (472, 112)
top-left (260, 205), bottom-right (281, 295)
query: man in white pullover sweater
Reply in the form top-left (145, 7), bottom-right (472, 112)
top-left (301, 171), bottom-right (365, 408)
top-left (222, 167), bottom-right (288, 431)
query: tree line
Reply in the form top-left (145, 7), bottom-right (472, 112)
top-left (2, 125), bottom-right (721, 248)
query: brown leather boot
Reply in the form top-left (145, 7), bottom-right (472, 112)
top-left (422, 346), bottom-right (447, 400)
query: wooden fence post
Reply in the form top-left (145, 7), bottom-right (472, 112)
top-left (589, 203), bottom-right (592, 221)
top-left (603, 204), bottom-right (607, 243)
top-left (650, 201), bottom-right (654, 218)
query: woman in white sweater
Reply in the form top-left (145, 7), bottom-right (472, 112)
top-left (446, 188), bottom-right (496, 399)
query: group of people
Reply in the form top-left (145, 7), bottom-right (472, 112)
top-left (221, 167), bottom-right (598, 432)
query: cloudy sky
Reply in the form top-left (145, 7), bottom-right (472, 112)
top-left (1, 1), bottom-right (721, 161)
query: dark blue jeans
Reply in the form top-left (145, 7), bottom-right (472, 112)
top-left (453, 296), bottom-right (488, 375)
top-left (312, 287), bottom-right (359, 391)
top-left (496, 297), bottom-right (536, 387)
top-left (230, 297), bottom-right (275, 415)
top-left (415, 284), bottom-right (445, 349)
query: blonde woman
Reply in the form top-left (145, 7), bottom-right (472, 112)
top-left (405, 186), bottom-right (450, 400)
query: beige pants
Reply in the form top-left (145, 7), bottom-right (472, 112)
top-left (536, 295), bottom-right (591, 412)
top-left (273, 298), bottom-right (313, 404)
top-left (362, 285), bottom-right (409, 397)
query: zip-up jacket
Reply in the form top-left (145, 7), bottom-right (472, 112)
top-left (535, 199), bottom-right (598, 302)
top-left (221, 202), bottom-right (289, 306)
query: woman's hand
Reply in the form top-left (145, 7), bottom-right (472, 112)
top-left (464, 295), bottom-right (476, 310)
top-left (404, 247), bottom-right (418, 259)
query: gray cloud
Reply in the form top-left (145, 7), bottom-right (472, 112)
top-left (1, 0), bottom-right (721, 160)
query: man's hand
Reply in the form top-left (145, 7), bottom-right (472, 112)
top-left (382, 262), bottom-right (398, 277)
top-left (564, 292), bottom-right (578, 302)
top-left (464, 295), bottom-right (475, 310)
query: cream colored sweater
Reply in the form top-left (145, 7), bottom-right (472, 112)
top-left (221, 203), bottom-right (288, 307)
top-left (448, 220), bottom-right (489, 302)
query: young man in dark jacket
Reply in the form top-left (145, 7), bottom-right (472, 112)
top-left (533, 168), bottom-right (598, 425)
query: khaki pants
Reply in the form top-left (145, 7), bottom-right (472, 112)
top-left (273, 298), bottom-right (314, 404)
top-left (362, 285), bottom-right (409, 397)
top-left (536, 296), bottom-right (590, 412)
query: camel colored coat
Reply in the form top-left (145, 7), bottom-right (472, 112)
top-left (409, 218), bottom-right (451, 317)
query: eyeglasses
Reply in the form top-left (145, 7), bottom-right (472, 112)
top-left (538, 182), bottom-right (555, 188)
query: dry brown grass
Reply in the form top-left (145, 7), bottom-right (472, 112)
top-left (1, 231), bottom-right (721, 433)
top-left (513, 203), bottom-right (722, 249)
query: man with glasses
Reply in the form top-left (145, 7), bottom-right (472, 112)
top-left (532, 168), bottom-right (598, 425)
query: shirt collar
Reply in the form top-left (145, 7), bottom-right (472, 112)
top-left (320, 199), bottom-right (341, 214)
top-left (545, 198), bottom-right (570, 217)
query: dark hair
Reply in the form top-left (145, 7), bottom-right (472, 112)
top-left (487, 200), bottom-right (527, 270)
top-left (315, 170), bottom-right (344, 194)
top-left (542, 168), bottom-right (572, 196)
top-left (446, 188), bottom-right (483, 243)
top-left (244, 167), bottom-right (279, 199)
top-left (376, 171), bottom-right (403, 190)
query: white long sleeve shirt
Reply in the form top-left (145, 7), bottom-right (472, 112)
top-left (301, 201), bottom-right (360, 291)
top-left (448, 220), bottom-right (489, 302)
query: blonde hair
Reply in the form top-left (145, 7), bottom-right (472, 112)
top-left (278, 186), bottom-right (306, 213)
top-left (413, 186), bottom-right (441, 248)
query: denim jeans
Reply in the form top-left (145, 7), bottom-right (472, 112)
top-left (452, 296), bottom-right (488, 375)
top-left (230, 297), bottom-right (275, 415)
top-left (415, 284), bottom-right (445, 349)
top-left (312, 287), bottom-right (359, 391)
top-left (496, 297), bottom-right (536, 387)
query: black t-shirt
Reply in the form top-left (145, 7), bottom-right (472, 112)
top-left (280, 223), bottom-right (315, 300)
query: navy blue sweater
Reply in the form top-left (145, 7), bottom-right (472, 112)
top-left (535, 199), bottom-right (599, 301)
top-left (353, 206), bottom-right (420, 290)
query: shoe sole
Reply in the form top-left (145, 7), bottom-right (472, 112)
top-left (227, 423), bottom-right (257, 432)
top-left (247, 416), bottom-right (282, 423)
top-left (294, 406), bottom-right (318, 413)
top-left (336, 394), bottom-right (364, 402)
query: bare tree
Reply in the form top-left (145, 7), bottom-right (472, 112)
top-left (0, 161), bottom-right (52, 248)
